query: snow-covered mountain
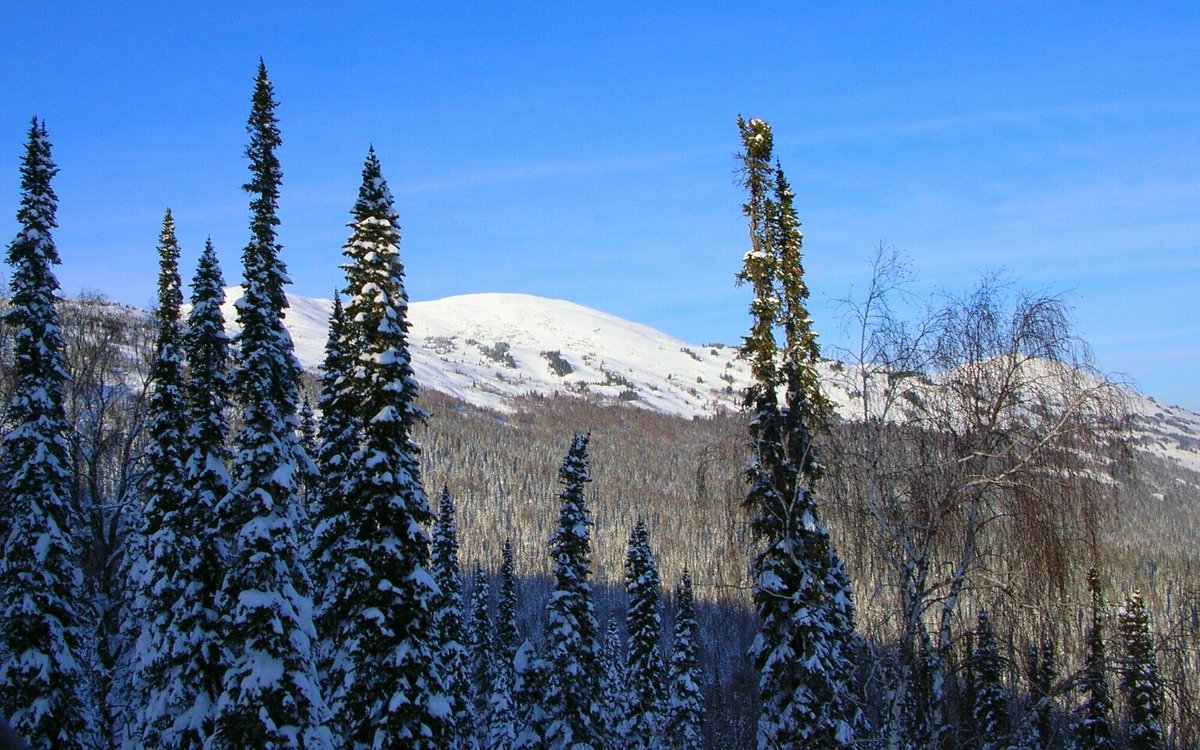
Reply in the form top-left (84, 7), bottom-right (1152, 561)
top-left (220, 287), bottom-right (1200, 477)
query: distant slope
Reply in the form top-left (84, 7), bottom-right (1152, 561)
top-left (217, 287), bottom-right (1200, 477)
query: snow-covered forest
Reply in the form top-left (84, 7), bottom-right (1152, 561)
top-left (0, 65), bottom-right (1197, 750)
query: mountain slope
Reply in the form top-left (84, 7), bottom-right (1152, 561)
top-left (218, 287), bottom-right (1200, 477)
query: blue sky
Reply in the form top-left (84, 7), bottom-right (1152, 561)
top-left (3, 2), bottom-right (1198, 409)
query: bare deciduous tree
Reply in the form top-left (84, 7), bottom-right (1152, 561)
top-left (822, 247), bottom-right (1130, 748)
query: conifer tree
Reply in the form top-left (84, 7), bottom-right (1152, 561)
top-left (211, 62), bottom-right (331, 750)
top-left (310, 293), bottom-right (359, 631)
top-left (597, 619), bottom-right (628, 744)
top-left (488, 542), bottom-right (521, 750)
top-left (664, 570), bottom-right (704, 750)
top-left (467, 563), bottom-right (494, 734)
top-left (320, 146), bottom-right (446, 747)
top-left (1074, 569), bottom-right (1115, 750)
top-left (971, 612), bottom-right (1009, 750)
top-left (543, 434), bottom-right (601, 750)
top-left (133, 210), bottom-right (198, 748)
top-left (512, 641), bottom-right (553, 750)
top-left (497, 539), bottom-right (521, 672)
top-left (167, 238), bottom-right (233, 748)
top-left (1118, 592), bottom-right (1163, 750)
top-left (1025, 637), bottom-right (1058, 749)
top-left (487, 672), bottom-right (517, 750)
top-left (736, 115), bottom-right (859, 749)
top-left (432, 487), bottom-right (474, 749)
top-left (0, 117), bottom-right (100, 749)
top-left (297, 395), bottom-right (320, 514)
top-left (622, 519), bottom-right (666, 749)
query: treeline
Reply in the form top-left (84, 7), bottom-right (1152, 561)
top-left (0, 63), bottom-right (1196, 750)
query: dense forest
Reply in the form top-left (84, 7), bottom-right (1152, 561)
top-left (0, 64), bottom-right (1196, 750)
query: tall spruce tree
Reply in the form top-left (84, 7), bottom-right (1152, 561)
top-left (513, 641), bottom-right (553, 750)
top-left (310, 292), bottom-right (359, 630)
top-left (432, 487), bottom-right (474, 750)
top-left (497, 539), bottom-right (521, 672)
top-left (597, 619), bottom-right (629, 744)
top-left (1118, 592), bottom-right (1163, 750)
top-left (664, 570), bottom-right (704, 750)
top-left (467, 563), bottom-right (494, 737)
top-left (736, 116), bottom-right (859, 750)
top-left (971, 612), bottom-right (1010, 750)
top-left (489, 541), bottom-right (521, 750)
top-left (167, 238), bottom-right (234, 748)
top-left (1025, 637), bottom-right (1058, 749)
top-left (321, 146), bottom-right (447, 747)
top-left (622, 519), bottom-right (666, 749)
top-left (211, 62), bottom-right (331, 750)
top-left (543, 434), bottom-right (601, 750)
top-left (1074, 569), bottom-right (1115, 750)
top-left (132, 210), bottom-right (196, 748)
top-left (0, 117), bottom-right (99, 749)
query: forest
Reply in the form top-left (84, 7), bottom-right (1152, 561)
top-left (0, 63), bottom-right (1196, 750)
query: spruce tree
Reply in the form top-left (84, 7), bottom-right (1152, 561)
top-left (310, 293), bottom-right (359, 630)
top-left (169, 238), bottom-right (233, 748)
top-left (664, 570), bottom-right (704, 750)
top-left (497, 539), bottom-right (521, 672)
top-left (321, 147), bottom-right (446, 748)
top-left (467, 563), bottom-right (494, 737)
top-left (0, 118), bottom-right (100, 749)
top-left (488, 542), bottom-right (521, 750)
top-left (486, 671), bottom-right (517, 750)
top-left (543, 434), bottom-right (601, 750)
top-left (1118, 592), bottom-right (1163, 750)
top-left (1025, 637), bottom-right (1058, 749)
top-left (1074, 569), bottom-right (1115, 750)
top-left (132, 210), bottom-right (197, 748)
top-left (971, 612), bottom-right (1010, 750)
top-left (512, 641), bottom-right (553, 750)
top-left (211, 62), bottom-right (331, 750)
top-left (432, 487), bottom-right (474, 750)
top-left (622, 519), bottom-right (666, 749)
top-left (736, 115), bottom-right (858, 750)
top-left (297, 395), bottom-right (320, 515)
top-left (597, 619), bottom-right (628, 744)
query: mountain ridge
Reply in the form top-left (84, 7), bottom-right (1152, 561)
top-left (216, 287), bottom-right (1200, 478)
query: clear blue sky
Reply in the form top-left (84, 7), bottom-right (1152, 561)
top-left (3, 2), bottom-right (1198, 409)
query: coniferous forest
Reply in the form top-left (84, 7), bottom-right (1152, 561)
top-left (0, 64), bottom-right (1197, 750)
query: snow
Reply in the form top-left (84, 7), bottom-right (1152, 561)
top-left (212, 287), bottom-right (1200, 475)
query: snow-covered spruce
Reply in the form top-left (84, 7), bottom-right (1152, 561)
top-left (432, 487), bottom-right (474, 750)
top-left (168, 238), bottom-right (234, 749)
top-left (971, 611), bottom-right (1010, 750)
top-left (210, 61), bottom-right (332, 750)
top-left (512, 641), bottom-right (553, 749)
top-left (1118, 591), bottom-right (1164, 750)
top-left (318, 146), bottom-right (447, 748)
top-left (310, 292), bottom-right (360, 637)
top-left (467, 562), bottom-right (494, 743)
top-left (497, 539), bottom-right (521, 673)
top-left (664, 570), bottom-right (704, 750)
top-left (543, 435), bottom-right (602, 750)
top-left (1073, 569), bottom-right (1115, 750)
top-left (0, 118), bottom-right (100, 749)
top-left (621, 519), bottom-right (666, 749)
top-left (737, 116), bottom-right (860, 750)
top-left (597, 619), bottom-right (628, 744)
top-left (131, 210), bottom-right (207, 749)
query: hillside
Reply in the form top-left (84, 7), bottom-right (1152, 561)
top-left (222, 287), bottom-right (1200, 479)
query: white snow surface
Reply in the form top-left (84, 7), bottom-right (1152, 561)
top-left (214, 287), bottom-right (1200, 477)
top-left (222, 288), bottom-right (756, 418)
